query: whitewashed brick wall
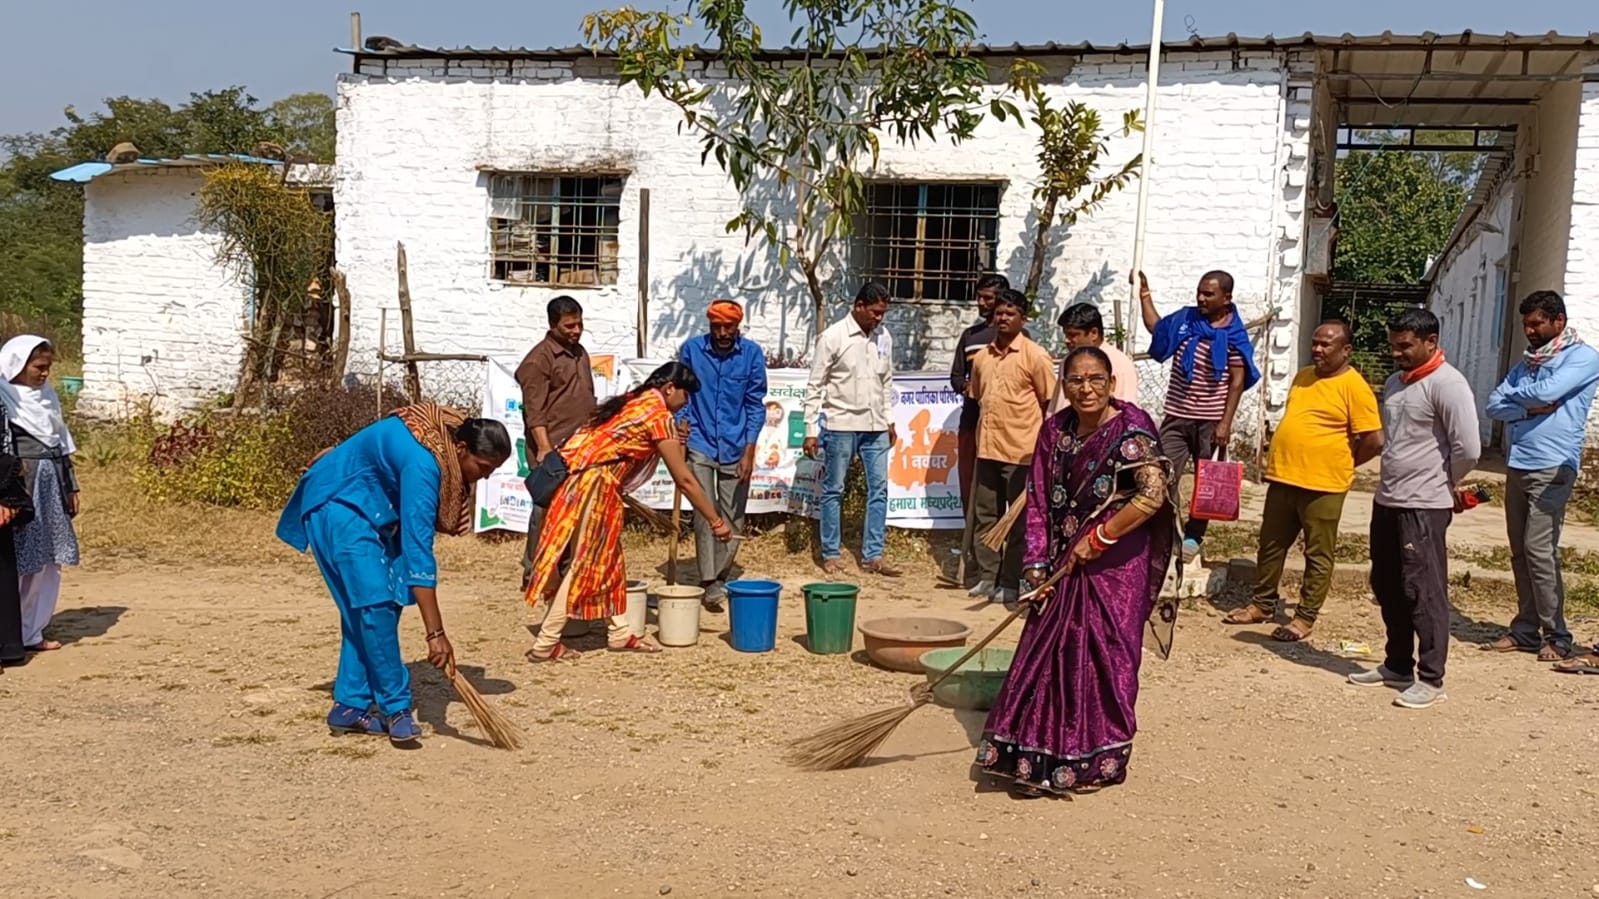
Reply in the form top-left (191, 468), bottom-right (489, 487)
top-left (77, 169), bottom-right (247, 419)
top-left (1566, 67), bottom-right (1599, 365)
top-left (336, 49), bottom-right (1309, 429)
top-left (1428, 176), bottom-right (1516, 446)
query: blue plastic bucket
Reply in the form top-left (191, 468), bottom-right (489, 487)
top-left (726, 579), bottom-right (782, 653)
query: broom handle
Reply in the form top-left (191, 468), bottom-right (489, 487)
top-left (667, 485), bottom-right (682, 586)
top-left (924, 563), bottom-right (1071, 692)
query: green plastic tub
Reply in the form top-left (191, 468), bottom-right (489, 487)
top-left (918, 647), bottom-right (1015, 710)
top-left (801, 582), bottom-right (859, 654)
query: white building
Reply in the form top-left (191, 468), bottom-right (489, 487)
top-left (60, 32), bottom-right (1599, 456)
top-left (50, 155), bottom-right (332, 418)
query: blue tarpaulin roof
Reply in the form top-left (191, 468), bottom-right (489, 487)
top-left (49, 153), bottom-right (281, 184)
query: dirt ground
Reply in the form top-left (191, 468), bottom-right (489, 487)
top-left (2, 468), bottom-right (1598, 899)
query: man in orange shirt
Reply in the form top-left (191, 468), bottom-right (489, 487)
top-left (968, 289), bottom-right (1058, 604)
top-left (1225, 320), bottom-right (1383, 640)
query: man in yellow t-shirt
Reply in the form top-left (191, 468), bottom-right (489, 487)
top-left (1225, 320), bottom-right (1384, 641)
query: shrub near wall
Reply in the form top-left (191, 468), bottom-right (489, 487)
top-left (136, 383), bottom-right (408, 510)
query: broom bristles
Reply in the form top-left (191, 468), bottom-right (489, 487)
top-left (784, 685), bottom-right (932, 771)
top-left (448, 667), bottom-right (524, 750)
top-left (622, 495), bottom-right (671, 534)
top-left (979, 499), bottom-right (1028, 552)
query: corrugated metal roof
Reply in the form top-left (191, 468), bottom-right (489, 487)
top-left (50, 153), bottom-right (280, 183)
top-left (49, 154), bottom-right (332, 187)
top-left (335, 31), bottom-right (1599, 60)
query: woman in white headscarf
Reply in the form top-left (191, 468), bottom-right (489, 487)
top-left (0, 335), bottom-right (80, 652)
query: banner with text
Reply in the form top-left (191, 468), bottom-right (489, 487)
top-left (475, 360), bottom-right (967, 532)
top-left (473, 354), bottom-right (633, 533)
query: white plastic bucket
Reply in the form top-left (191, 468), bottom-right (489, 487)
top-left (623, 580), bottom-right (649, 638)
top-left (654, 585), bottom-right (705, 647)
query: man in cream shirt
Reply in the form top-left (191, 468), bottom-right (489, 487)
top-left (803, 281), bottom-right (900, 577)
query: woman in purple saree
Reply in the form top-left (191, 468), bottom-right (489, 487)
top-left (976, 346), bottom-right (1179, 795)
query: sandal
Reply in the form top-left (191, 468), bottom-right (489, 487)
top-left (1552, 652), bottom-right (1599, 675)
top-left (1478, 635), bottom-right (1536, 653)
top-left (608, 635), bottom-right (662, 654)
top-left (821, 558), bottom-right (847, 577)
top-left (25, 640), bottom-right (63, 652)
top-left (1537, 644), bottom-right (1573, 662)
top-left (1270, 620), bottom-right (1314, 643)
top-left (526, 643), bottom-right (581, 663)
top-left (1222, 606), bottom-right (1272, 625)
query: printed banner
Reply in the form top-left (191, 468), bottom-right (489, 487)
top-left (473, 354), bottom-right (633, 533)
top-left (885, 376), bottom-right (965, 529)
top-left (626, 369), bottom-right (811, 514)
top-left (475, 359), bottom-right (969, 532)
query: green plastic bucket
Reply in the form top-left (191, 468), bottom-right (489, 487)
top-left (802, 582), bottom-right (859, 655)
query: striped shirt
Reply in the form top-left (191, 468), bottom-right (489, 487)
top-left (1164, 338), bottom-right (1244, 420)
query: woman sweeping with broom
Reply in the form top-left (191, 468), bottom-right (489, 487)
top-left (277, 404), bottom-right (511, 745)
top-left (524, 361), bottom-right (731, 661)
top-left (974, 345), bottom-right (1179, 796)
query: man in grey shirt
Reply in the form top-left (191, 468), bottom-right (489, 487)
top-left (1348, 308), bottom-right (1480, 709)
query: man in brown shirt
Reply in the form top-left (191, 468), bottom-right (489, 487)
top-left (515, 295), bottom-right (596, 589)
top-left (967, 288), bottom-right (1058, 604)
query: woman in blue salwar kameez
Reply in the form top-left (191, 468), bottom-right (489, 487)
top-left (277, 403), bottom-right (510, 746)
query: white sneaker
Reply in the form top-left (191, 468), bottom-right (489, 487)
top-left (968, 579), bottom-right (996, 598)
top-left (1393, 682), bottom-right (1447, 709)
top-left (1347, 666), bottom-right (1414, 688)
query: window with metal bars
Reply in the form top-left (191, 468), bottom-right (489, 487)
top-left (487, 173), bottom-right (623, 286)
top-left (857, 181), bottom-right (1003, 303)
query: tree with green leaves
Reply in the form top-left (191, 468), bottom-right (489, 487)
top-left (0, 87), bottom-right (338, 353)
top-left (1333, 147), bottom-right (1469, 284)
top-left (582, 0), bottom-right (1034, 328)
top-left (1021, 96), bottom-right (1143, 299)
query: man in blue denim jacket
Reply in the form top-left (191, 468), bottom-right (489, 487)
top-left (678, 299), bottom-right (768, 610)
top-left (1483, 290), bottom-right (1599, 661)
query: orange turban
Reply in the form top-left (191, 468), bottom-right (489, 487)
top-left (707, 299), bottom-right (744, 326)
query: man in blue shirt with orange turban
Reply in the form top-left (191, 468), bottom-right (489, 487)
top-left (678, 299), bottom-right (768, 611)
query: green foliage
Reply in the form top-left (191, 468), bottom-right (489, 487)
top-left (135, 382), bottom-right (405, 510)
top-left (268, 93), bottom-right (338, 162)
top-left (583, 0), bottom-right (1034, 324)
top-left (1333, 147), bottom-right (1469, 284)
top-left (0, 87), bottom-right (337, 355)
top-left (194, 164), bottom-right (335, 402)
top-left (1023, 96), bottom-right (1143, 297)
top-left (139, 413), bottom-right (299, 510)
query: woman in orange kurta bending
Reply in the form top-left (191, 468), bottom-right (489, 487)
top-left (525, 361), bottom-right (732, 660)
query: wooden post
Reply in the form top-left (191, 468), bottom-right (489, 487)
top-left (395, 241), bottom-right (422, 402)
top-left (330, 269), bottom-right (352, 383)
top-left (636, 188), bottom-right (651, 357)
top-left (377, 307), bottom-right (388, 418)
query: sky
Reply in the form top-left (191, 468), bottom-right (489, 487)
top-left (3, 0), bottom-right (1594, 137)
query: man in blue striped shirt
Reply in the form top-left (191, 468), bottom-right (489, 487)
top-left (1483, 290), bottom-right (1599, 661)
top-left (678, 300), bottom-right (769, 611)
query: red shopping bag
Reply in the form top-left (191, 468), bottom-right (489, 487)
top-left (1189, 451), bottom-right (1243, 522)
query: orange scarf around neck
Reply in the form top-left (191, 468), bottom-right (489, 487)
top-left (1400, 349), bottom-right (1446, 384)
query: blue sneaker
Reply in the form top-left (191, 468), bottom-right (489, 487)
top-left (327, 702), bottom-right (386, 737)
top-left (385, 709), bottom-right (422, 746)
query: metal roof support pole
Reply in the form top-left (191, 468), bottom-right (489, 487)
top-left (1125, 0), bottom-right (1165, 352)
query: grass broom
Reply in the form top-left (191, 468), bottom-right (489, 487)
top-left (622, 495), bottom-right (671, 534)
top-left (445, 661), bottom-right (524, 750)
top-left (784, 565), bottom-right (1070, 772)
top-left (978, 487), bottom-right (1029, 553)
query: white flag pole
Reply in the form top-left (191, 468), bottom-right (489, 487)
top-left (1124, 0), bottom-right (1165, 352)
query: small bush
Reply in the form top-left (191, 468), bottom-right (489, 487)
top-left (136, 382), bottom-right (408, 510)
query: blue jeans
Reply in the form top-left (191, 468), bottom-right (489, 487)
top-left (820, 429), bottom-right (890, 563)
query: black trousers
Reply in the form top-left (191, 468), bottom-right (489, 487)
top-left (0, 526), bottom-right (23, 663)
top-left (1369, 503), bottom-right (1453, 687)
top-left (1159, 416), bottom-right (1220, 543)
